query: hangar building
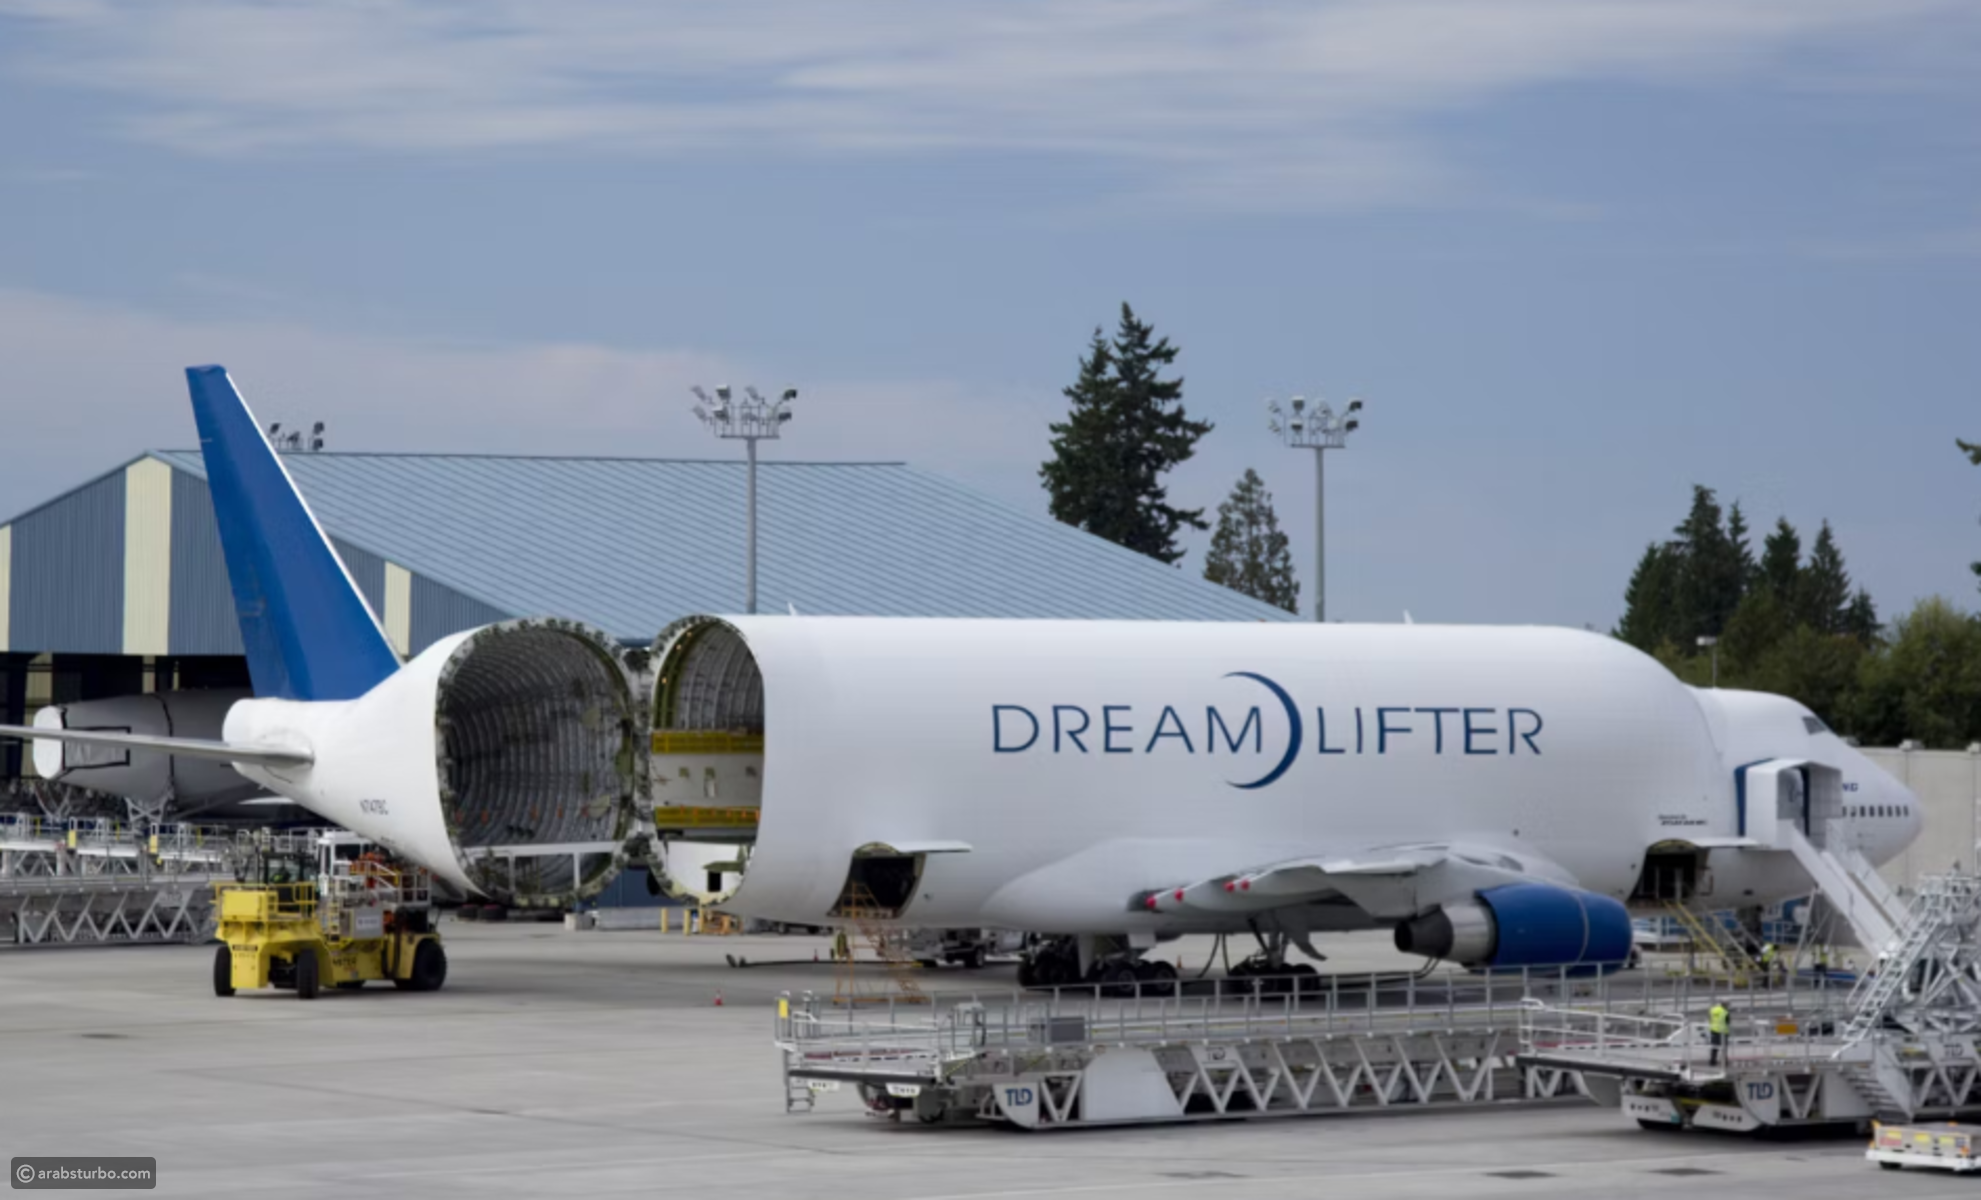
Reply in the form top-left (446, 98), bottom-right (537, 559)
top-left (0, 447), bottom-right (1290, 780)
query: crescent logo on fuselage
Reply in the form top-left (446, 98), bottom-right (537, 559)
top-left (1223, 672), bottom-right (1302, 789)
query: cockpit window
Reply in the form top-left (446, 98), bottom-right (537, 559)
top-left (1801, 716), bottom-right (1829, 735)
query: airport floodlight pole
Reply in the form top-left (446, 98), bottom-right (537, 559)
top-left (692, 384), bottom-right (796, 615)
top-left (1697, 635), bottom-right (1720, 687)
top-left (1266, 394), bottom-right (1364, 622)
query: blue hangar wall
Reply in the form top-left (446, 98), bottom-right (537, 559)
top-left (0, 448), bottom-right (1290, 661)
top-left (0, 447), bottom-right (1289, 782)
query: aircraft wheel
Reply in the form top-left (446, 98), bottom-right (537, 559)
top-left (212, 944), bottom-right (235, 997)
top-left (408, 939), bottom-right (448, 992)
top-left (1016, 956), bottom-right (1039, 988)
top-left (1284, 962), bottom-right (1319, 997)
top-left (295, 951), bottom-right (320, 1000)
top-left (1095, 960), bottom-right (1135, 998)
top-left (1136, 959), bottom-right (1178, 997)
top-left (1039, 949), bottom-right (1079, 989)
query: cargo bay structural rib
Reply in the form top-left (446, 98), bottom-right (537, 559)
top-left (0, 366), bottom-right (1924, 975)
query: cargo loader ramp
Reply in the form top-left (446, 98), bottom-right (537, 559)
top-left (0, 813), bottom-right (235, 947)
top-left (1519, 872), bottom-right (1981, 1134)
top-left (771, 966), bottom-right (1840, 1129)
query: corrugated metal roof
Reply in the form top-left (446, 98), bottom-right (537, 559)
top-left (148, 450), bottom-right (1291, 638)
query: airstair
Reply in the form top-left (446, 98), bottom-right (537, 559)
top-left (1661, 901), bottom-right (1762, 980)
top-left (1779, 823), bottom-right (1902, 958)
top-left (1839, 873), bottom-right (1981, 1041)
top-left (1509, 760), bottom-right (1981, 1133)
top-left (831, 883), bottom-right (929, 1006)
top-left (1520, 864), bottom-right (1981, 1132)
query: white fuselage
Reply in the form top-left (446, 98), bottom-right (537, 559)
top-left (718, 619), bottom-right (1919, 931)
top-left (220, 617), bottom-right (1922, 933)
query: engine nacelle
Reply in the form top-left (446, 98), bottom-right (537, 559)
top-left (1393, 883), bottom-right (1632, 971)
top-left (32, 690), bottom-right (269, 816)
top-left (227, 619), bottom-right (647, 906)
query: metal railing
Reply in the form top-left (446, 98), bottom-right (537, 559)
top-left (774, 960), bottom-right (1858, 1074)
top-left (211, 881), bottom-right (321, 944)
top-left (0, 812), bottom-right (238, 857)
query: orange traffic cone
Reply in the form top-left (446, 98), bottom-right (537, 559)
top-left (713, 990), bottom-right (724, 1007)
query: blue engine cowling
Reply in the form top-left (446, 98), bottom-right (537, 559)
top-left (1393, 882), bottom-right (1633, 972)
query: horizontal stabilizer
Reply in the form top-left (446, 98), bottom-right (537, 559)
top-left (0, 724), bottom-right (312, 768)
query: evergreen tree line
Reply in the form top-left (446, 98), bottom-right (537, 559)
top-left (1041, 302), bottom-right (1300, 611)
top-left (1617, 485), bottom-right (1981, 749)
top-left (1038, 310), bottom-right (1981, 739)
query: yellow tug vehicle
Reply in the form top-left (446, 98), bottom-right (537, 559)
top-left (212, 834), bottom-right (446, 999)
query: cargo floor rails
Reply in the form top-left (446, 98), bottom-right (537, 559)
top-left (774, 968), bottom-right (1829, 1129)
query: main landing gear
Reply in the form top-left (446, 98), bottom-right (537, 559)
top-left (1018, 936), bottom-right (1180, 997)
top-left (1219, 925), bottom-right (1328, 997)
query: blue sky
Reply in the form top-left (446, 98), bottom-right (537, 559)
top-left (1, 1), bottom-right (1977, 629)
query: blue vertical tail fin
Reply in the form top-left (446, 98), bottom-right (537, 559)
top-left (185, 365), bottom-right (401, 701)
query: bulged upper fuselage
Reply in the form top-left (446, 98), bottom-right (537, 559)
top-left (651, 617), bottom-right (1923, 931)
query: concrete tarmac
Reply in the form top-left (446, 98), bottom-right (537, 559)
top-left (0, 925), bottom-right (1947, 1199)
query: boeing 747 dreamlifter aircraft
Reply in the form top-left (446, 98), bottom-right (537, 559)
top-left (0, 367), bottom-right (1923, 986)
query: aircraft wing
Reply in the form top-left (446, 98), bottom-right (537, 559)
top-left (0, 724), bottom-right (313, 768)
top-left (1143, 841), bottom-right (1578, 921)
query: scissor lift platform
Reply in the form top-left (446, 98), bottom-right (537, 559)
top-left (772, 967), bottom-right (1768, 1129)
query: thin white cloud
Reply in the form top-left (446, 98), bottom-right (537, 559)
top-left (1, 0), bottom-right (1972, 204)
top-left (0, 287), bottom-right (1057, 522)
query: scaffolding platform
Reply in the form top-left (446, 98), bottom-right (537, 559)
top-left (1519, 823), bottom-right (1981, 1133)
top-left (1515, 993), bottom-right (1978, 1132)
top-left (0, 813), bottom-right (242, 947)
top-left (773, 966), bottom-right (1837, 1129)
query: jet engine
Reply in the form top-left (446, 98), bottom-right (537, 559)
top-left (226, 618), bottom-right (647, 907)
top-left (1392, 883), bottom-right (1632, 971)
top-left (32, 690), bottom-right (272, 818)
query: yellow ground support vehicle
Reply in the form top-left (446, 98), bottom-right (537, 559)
top-left (212, 836), bottom-right (445, 1000)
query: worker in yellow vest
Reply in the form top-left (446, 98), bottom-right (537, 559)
top-left (1758, 942), bottom-right (1779, 986)
top-left (1708, 1001), bottom-right (1730, 1067)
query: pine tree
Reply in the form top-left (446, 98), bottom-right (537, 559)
top-left (1040, 304), bottom-right (1213, 564)
top-left (1843, 588), bottom-right (1881, 643)
top-left (1670, 486), bottom-right (1744, 640)
top-left (1799, 521), bottom-right (1854, 635)
top-left (1203, 469), bottom-right (1299, 612)
top-left (1727, 502), bottom-right (1757, 593)
top-left (1759, 518), bottom-right (1801, 599)
top-left (1617, 543), bottom-right (1680, 651)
